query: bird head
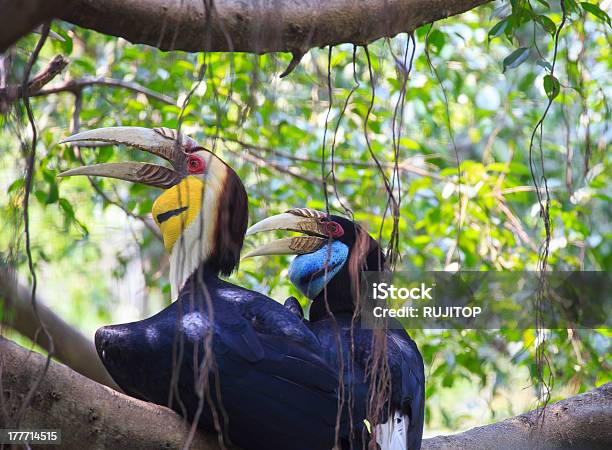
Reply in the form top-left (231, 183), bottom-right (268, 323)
top-left (59, 127), bottom-right (247, 297)
top-left (245, 208), bottom-right (385, 312)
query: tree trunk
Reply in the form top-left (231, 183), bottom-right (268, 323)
top-left (0, 265), bottom-right (119, 390)
top-left (1, 337), bottom-right (610, 449)
top-left (0, 337), bottom-right (223, 450)
top-left (2, 0), bottom-right (491, 53)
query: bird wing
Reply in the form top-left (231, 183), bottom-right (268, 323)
top-left (283, 296), bottom-right (305, 318)
top-left (311, 317), bottom-right (425, 450)
top-left (175, 290), bottom-right (265, 362)
top-left (387, 329), bottom-right (425, 450)
top-left (176, 285), bottom-right (345, 450)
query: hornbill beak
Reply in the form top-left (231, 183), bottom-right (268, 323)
top-left (57, 127), bottom-right (196, 188)
top-left (243, 208), bottom-right (336, 258)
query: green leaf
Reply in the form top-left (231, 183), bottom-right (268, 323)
top-left (543, 74), bottom-right (560, 100)
top-left (72, 58), bottom-right (96, 74)
top-left (508, 162), bottom-right (531, 175)
top-left (46, 181), bottom-right (59, 204)
top-left (97, 146), bottom-right (114, 163)
top-left (34, 190), bottom-right (47, 204)
top-left (580, 2), bottom-right (611, 26)
top-left (536, 58), bottom-right (553, 72)
top-left (59, 198), bottom-right (75, 218)
top-left (427, 30), bottom-right (447, 53)
top-left (563, 0), bottom-right (580, 13)
top-left (492, 2), bottom-right (510, 18)
top-left (502, 47), bottom-right (530, 72)
top-left (486, 162), bottom-right (511, 173)
top-left (489, 18), bottom-right (509, 39)
top-left (536, 15), bottom-right (557, 35)
top-left (8, 178), bottom-right (24, 194)
top-left (415, 23), bottom-right (433, 39)
top-left (52, 25), bottom-right (73, 54)
top-left (511, 5), bottom-right (534, 26)
top-left (42, 168), bottom-right (55, 183)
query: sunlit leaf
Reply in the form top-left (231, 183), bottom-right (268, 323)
top-left (489, 18), bottom-right (510, 39)
top-left (543, 74), bottom-right (560, 100)
top-left (502, 47), bottom-right (530, 72)
top-left (536, 15), bottom-right (557, 35)
top-left (580, 2), bottom-right (611, 26)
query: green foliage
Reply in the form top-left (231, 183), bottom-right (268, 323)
top-left (1, 0), bottom-right (610, 434)
top-left (503, 47), bottom-right (531, 72)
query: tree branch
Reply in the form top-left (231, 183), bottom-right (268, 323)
top-left (422, 383), bottom-right (612, 450)
top-left (217, 135), bottom-right (442, 179)
top-left (0, 265), bottom-right (119, 391)
top-left (0, 0), bottom-right (75, 51)
top-left (1, 336), bottom-right (610, 449)
top-left (23, 55), bottom-right (69, 94)
top-left (0, 58), bottom-right (175, 112)
top-left (0, 338), bottom-right (224, 449)
top-left (0, 0), bottom-right (489, 57)
top-left (58, 0), bottom-right (491, 54)
top-left (34, 76), bottom-right (176, 105)
top-left (0, 54), bottom-right (69, 111)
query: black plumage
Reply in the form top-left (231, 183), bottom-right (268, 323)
top-left (96, 265), bottom-right (345, 450)
top-left (61, 126), bottom-right (350, 449)
top-left (60, 125), bottom-right (423, 449)
top-left (295, 215), bottom-right (425, 450)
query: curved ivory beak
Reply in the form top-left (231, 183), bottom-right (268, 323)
top-left (246, 212), bottom-right (327, 237)
top-left (243, 209), bottom-right (329, 259)
top-left (58, 162), bottom-right (182, 189)
top-left (58, 127), bottom-right (193, 188)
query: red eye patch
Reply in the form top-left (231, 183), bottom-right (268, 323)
top-left (324, 221), bottom-right (344, 238)
top-left (187, 155), bottom-right (206, 174)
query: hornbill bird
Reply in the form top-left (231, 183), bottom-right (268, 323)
top-left (58, 127), bottom-right (347, 450)
top-left (246, 208), bottom-right (425, 450)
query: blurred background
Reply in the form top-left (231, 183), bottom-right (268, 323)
top-left (1, 0), bottom-right (610, 437)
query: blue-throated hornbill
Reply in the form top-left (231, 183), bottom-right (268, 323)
top-left (57, 127), bottom-right (350, 450)
top-left (245, 208), bottom-right (425, 450)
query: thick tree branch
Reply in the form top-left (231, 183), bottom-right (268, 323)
top-left (0, 266), bottom-right (119, 391)
top-left (56, 0), bottom-right (491, 55)
top-left (1, 337), bottom-right (610, 449)
top-left (0, 0), bottom-right (75, 51)
top-left (422, 383), bottom-right (612, 450)
top-left (0, 338), bottom-right (223, 449)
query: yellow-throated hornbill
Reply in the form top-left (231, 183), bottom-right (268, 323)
top-left (58, 127), bottom-right (348, 450)
top-left (246, 209), bottom-right (425, 450)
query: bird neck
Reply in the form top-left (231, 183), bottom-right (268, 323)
top-left (167, 165), bottom-right (248, 300)
top-left (308, 240), bottom-right (385, 322)
top-left (168, 230), bottom-right (217, 299)
top-left (309, 271), bottom-right (357, 322)
top-left (178, 263), bottom-right (221, 296)
top-left (309, 293), bottom-right (356, 322)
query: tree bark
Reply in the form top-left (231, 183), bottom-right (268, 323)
top-left (1, 337), bottom-right (610, 449)
top-left (0, 265), bottom-right (119, 390)
top-left (422, 384), bottom-right (612, 450)
top-left (2, 0), bottom-right (491, 54)
top-left (0, 54), bottom-right (69, 113)
top-left (0, 338), bottom-right (223, 449)
top-left (0, 0), bottom-right (75, 51)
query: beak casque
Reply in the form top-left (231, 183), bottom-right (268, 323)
top-left (57, 127), bottom-right (194, 189)
top-left (243, 209), bottom-right (330, 259)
